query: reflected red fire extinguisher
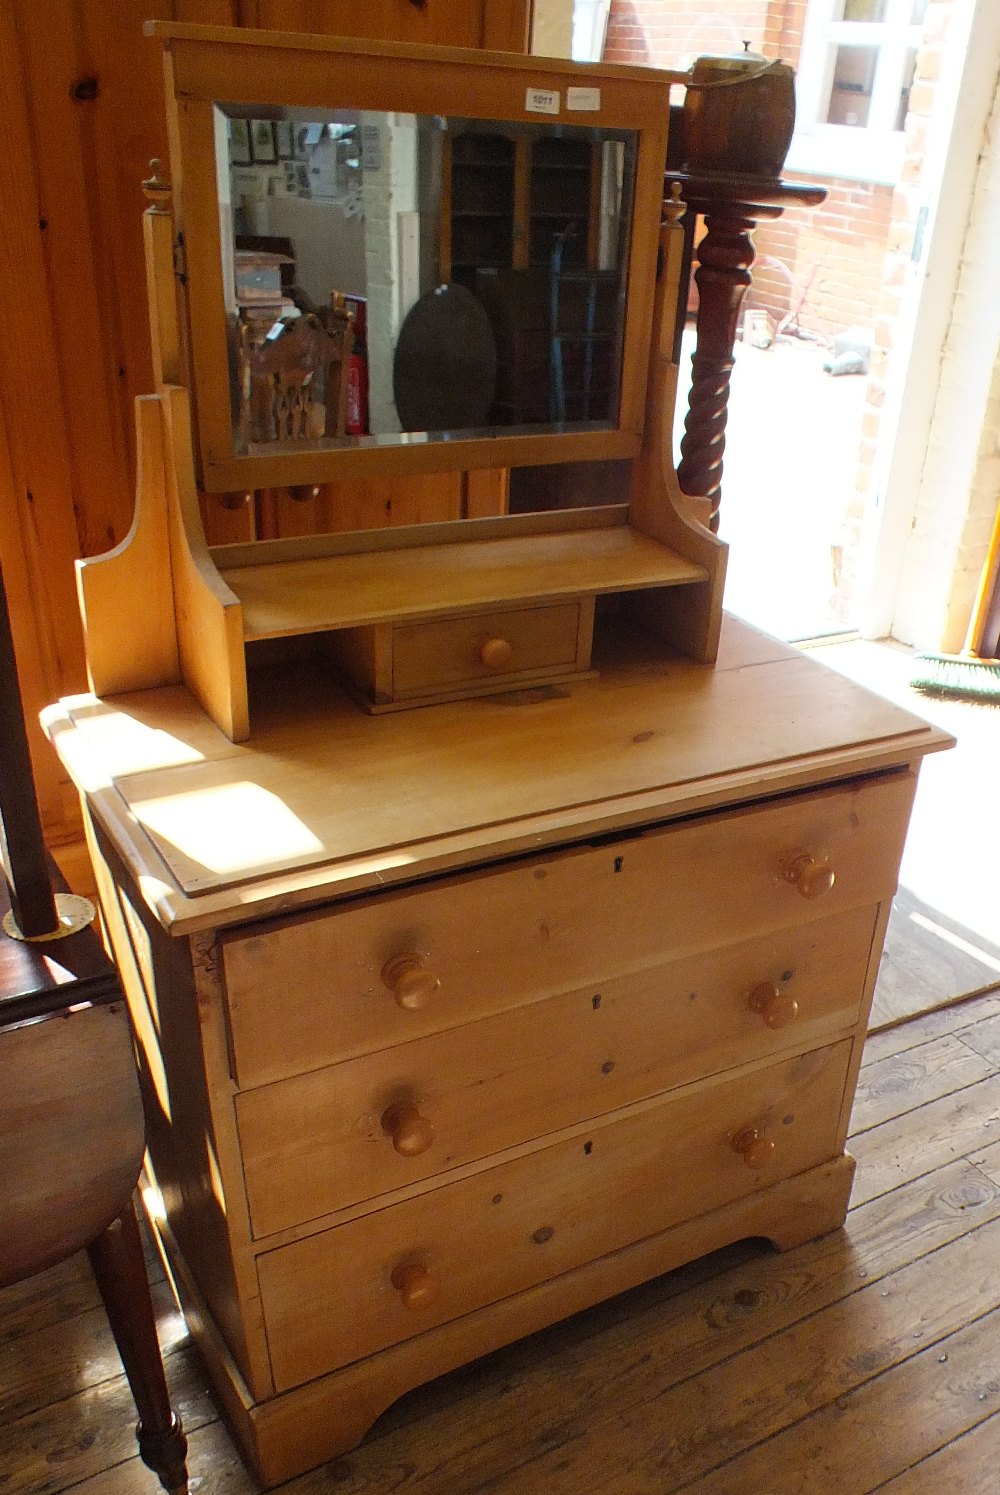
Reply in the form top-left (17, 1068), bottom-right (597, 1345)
top-left (345, 295), bottom-right (368, 435)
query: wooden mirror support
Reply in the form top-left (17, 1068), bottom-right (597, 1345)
top-left (75, 28), bottom-right (726, 740)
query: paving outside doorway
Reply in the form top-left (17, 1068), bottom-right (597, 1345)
top-left (807, 638), bottom-right (1000, 1031)
top-left (676, 324), bottom-right (870, 642)
top-left (674, 329), bottom-right (1000, 1030)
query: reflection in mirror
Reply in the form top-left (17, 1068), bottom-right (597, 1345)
top-left (214, 104), bottom-right (637, 456)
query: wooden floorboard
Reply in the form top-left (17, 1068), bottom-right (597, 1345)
top-left (872, 887), bottom-right (1000, 1030)
top-left (9, 990), bottom-right (1000, 1493)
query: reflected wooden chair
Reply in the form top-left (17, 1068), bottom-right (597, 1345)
top-left (241, 300), bottom-right (353, 444)
top-left (0, 562), bottom-right (189, 1494)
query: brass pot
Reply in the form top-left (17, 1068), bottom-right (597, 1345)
top-left (682, 46), bottom-right (796, 178)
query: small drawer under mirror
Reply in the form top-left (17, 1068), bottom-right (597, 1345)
top-left (326, 597), bottom-right (595, 712)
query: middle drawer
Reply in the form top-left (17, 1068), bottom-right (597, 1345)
top-left (236, 903), bottom-right (876, 1238)
top-left (257, 1037), bottom-right (853, 1392)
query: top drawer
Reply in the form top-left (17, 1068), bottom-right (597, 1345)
top-left (221, 770), bottom-right (915, 1088)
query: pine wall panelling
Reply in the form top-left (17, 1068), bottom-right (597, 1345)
top-left (0, 0), bottom-right (531, 846)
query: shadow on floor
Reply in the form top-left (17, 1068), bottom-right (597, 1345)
top-left (873, 884), bottom-right (1000, 1030)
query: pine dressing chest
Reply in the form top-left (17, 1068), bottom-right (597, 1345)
top-left (44, 25), bottom-right (952, 1486)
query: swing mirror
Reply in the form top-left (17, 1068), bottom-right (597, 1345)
top-left (153, 25), bottom-right (671, 500)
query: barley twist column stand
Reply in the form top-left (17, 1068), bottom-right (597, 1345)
top-left (668, 173), bottom-right (827, 532)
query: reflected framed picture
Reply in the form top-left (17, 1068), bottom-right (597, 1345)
top-left (250, 120), bottom-right (277, 164)
top-left (228, 118), bottom-right (251, 167)
top-left (274, 120), bottom-right (294, 160)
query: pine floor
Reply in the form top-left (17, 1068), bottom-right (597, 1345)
top-left (7, 986), bottom-right (1000, 1493)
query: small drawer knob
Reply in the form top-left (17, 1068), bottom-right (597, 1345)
top-left (782, 852), bottom-right (835, 900)
top-left (748, 981), bottom-right (799, 1029)
top-left (382, 1102), bottom-right (435, 1157)
top-left (390, 1261), bottom-right (437, 1310)
top-left (479, 636), bottom-right (514, 671)
top-left (731, 1125), bottom-right (776, 1170)
top-left (381, 953), bottom-right (440, 1010)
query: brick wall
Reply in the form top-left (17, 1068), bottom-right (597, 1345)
top-left (606, 0), bottom-right (887, 340)
top-left (749, 178), bottom-right (894, 337)
top-left (605, 5), bottom-right (765, 68)
top-left (606, 0), bottom-right (973, 644)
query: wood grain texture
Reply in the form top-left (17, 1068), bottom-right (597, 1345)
top-left (0, 0), bottom-right (532, 850)
top-left (626, 222), bottom-right (728, 663)
top-left (13, 991), bottom-right (1000, 1492)
top-left (862, 988), bottom-right (1000, 1065)
top-left (235, 905), bottom-right (877, 1237)
top-left (850, 1032), bottom-right (995, 1135)
top-left (0, 402), bottom-right (69, 838)
top-left (257, 1042), bottom-right (852, 1392)
top-left (872, 884), bottom-right (1000, 1029)
top-left (222, 526), bottom-right (707, 639)
top-left (255, 474), bottom-right (465, 540)
top-left (0, 1002), bottom-right (144, 1284)
top-left (43, 618), bottom-right (947, 923)
top-left (76, 397), bottom-right (180, 697)
top-left (390, 600), bottom-right (585, 695)
top-left (219, 773), bottom-right (906, 1086)
top-left (162, 387), bottom-right (250, 741)
top-left (85, 821), bottom-right (273, 1400)
top-left (0, 3), bottom-right (89, 819)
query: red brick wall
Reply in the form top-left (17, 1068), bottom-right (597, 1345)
top-left (604, 2), bottom-right (789, 69)
top-left (605, 0), bottom-right (958, 629)
top-left (749, 178), bottom-right (895, 337)
top-left (606, 0), bottom-right (889, 338)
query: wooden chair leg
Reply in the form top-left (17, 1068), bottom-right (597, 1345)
top-left (86, 1199), bottom-right (189, 1493)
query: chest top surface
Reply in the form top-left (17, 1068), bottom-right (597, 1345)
top-left (44, 615), bottom-right (952, 935)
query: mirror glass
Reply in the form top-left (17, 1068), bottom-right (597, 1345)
top-left (214, 104), bottom-right (638, 456)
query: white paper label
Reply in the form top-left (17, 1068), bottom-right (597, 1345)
top-left (525, 87), bottom-right (560, 115)
top-left (567, 87), bottom-right (601, 111)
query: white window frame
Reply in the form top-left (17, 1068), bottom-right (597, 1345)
top-left (786, 0), bottom-right (926, 183)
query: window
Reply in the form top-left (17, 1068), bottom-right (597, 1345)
top-left (787, 0), bottom-right (928, 182)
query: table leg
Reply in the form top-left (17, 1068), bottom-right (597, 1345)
top-left (86, 1199), bottom-right (189, 1493)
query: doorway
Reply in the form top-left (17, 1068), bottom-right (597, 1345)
top-left (605, 0), bottom-right (1000, 649)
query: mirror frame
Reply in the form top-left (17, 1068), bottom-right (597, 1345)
top-left (150, 23), bottom-right (677, 493)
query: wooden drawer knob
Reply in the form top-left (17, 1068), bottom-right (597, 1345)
top-left (381, 1102), bottom-right (435, 1157)
top-left (479, 636), bottom-right (514, 671)
top-left (390, 1261), bottom-right (437, 1310)
top-left (748, 981), bottom-right (799, 1029)
top-left (782, 852), bottom-right (835, 899)
top-left (731, 1125), bottom-right (776, 1170)
top-left (381, 953), bottom-right (440, 1010)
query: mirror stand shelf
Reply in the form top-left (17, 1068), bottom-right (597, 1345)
top-left (77, 156), bottom-right (725, 737)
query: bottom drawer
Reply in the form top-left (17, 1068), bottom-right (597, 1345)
top-left (258, 1039), bottom-right (852, 1392)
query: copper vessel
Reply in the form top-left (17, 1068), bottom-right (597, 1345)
top-left (683, 45), bottom-right (796, 178)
